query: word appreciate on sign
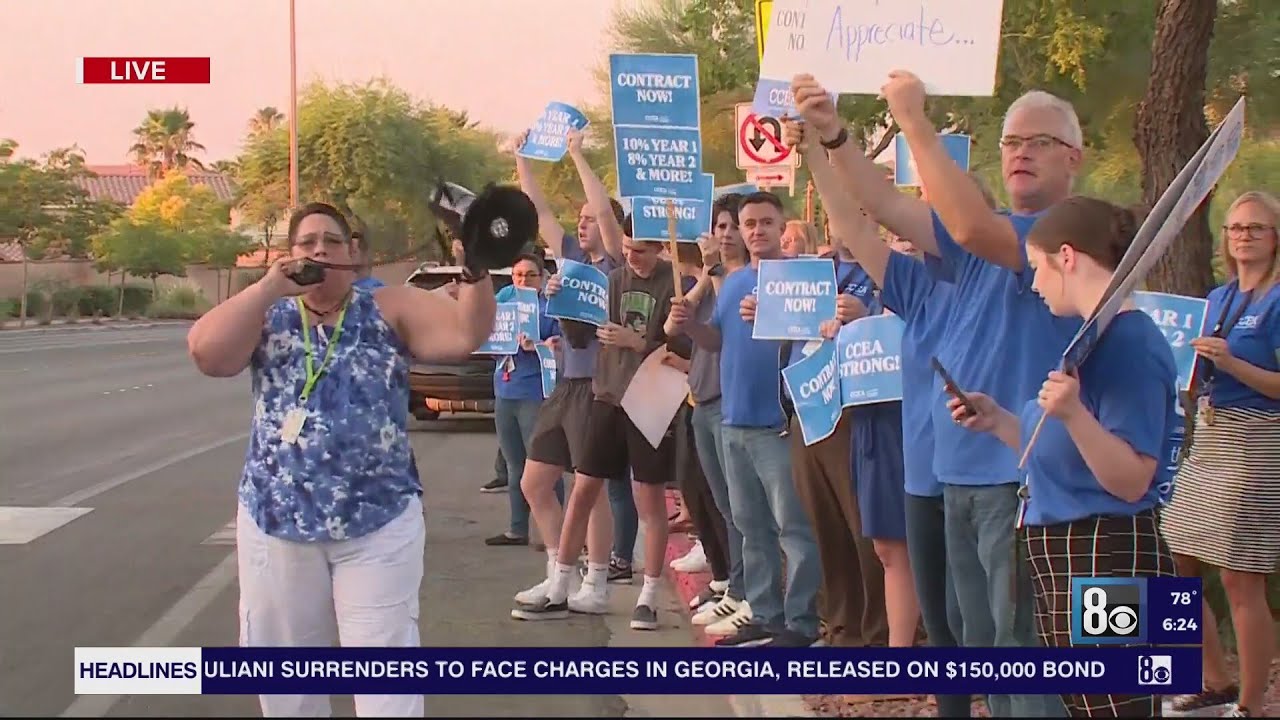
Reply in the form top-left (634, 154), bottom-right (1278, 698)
top-left (631, 174), bottom-right (715, 243)
top-left (837, 315), bottom-right (905, 406)
top-left (73, 646), bottom-right (1203, 696)
top-left (545, 260), bottom-right (610, 327)
top-left (1071, 576), bottom-right (1203, 647)
top-left (753, 258), bottom-right (838, 341)
top-left (475, 303), bottom-right (519, 355)
top-left (535, 344), bottom-right (558, 399)
top-left (77, 57), bottom-right (211, 84)
top-left (1131, 292), bottom-right (1209, 392)
top-left (512, 288), bottom-right (541, 343)
top-left (757, 0), bottom-right (1005, 97)
top-left (782, 341), bottom-right (842, 445)
top-left (518, 102), bottom-right (589, 162)
top-left (610, 54), bottom-right (704, 201)
top-left (895, 134), bottom-right (971, 187)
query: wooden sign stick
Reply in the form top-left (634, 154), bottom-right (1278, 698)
top-left (667, 198), bottom-right (683, 300)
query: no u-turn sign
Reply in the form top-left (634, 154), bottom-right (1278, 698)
top-left (735, 103), bottom-right (798, 170)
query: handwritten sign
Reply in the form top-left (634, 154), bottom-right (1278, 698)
top-left (715, 182), bottom-right (759, 198)
top-left (837, 315), bottom-right (905, 406)
top-left (895, 133), bottom-right (971, 187)
top-left (609, 54), bottom-right (701, 129)
top-left (631, 173), bottom-right (714, 242)
top-left (757, 0), bottom-right (1005, 97)
top-left (753, 258), bottom-right (838, 341)
top-left (518, 102), bottom-right (589, 162)
top-left (1132, 291), bottom-right (1209, 393)
top-left (513, 287), bottom-right (541, 342)
top-left (474, 303), bottom-right (519, 355)
top-left (781, 340), bottom-right (842, 446)
top-left (614, 127), bottom-right (705, 200)
top-left (535, 344), bottom-right (558, 399)
top-left (545, 259), bottom-right (610, 327)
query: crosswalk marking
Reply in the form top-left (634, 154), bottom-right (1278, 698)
top-left (0, 506), bottom-right (93, 544)
top-left (202, 519), bottom-right (236, 546)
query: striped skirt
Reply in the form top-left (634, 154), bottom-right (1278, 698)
top-left (1024, 510), bottom-right (1175, 718)
top-left (1161, 406), bottom-right (1280, 574)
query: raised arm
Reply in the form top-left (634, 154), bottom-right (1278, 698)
top-left (791, 74), bottom-right (938, 257)
top-left (566, 130), bottom-right (624, 265)
top-left (377, 244), bottom-right (497, 362)
top-left (878, 70), bottom-right (1023, 270)
top-left (187, 257), bottom-right (299, 377)
top-left (507, 131), bottom-right (569, 256)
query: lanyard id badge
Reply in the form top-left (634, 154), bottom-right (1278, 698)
top-left (282, 298), bottom-right (350, 444)
top-left (1197, 282), bottom-right (1253, 425)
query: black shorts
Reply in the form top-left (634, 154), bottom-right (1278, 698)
top-left (577, 400), bottom-right (675, 486)
top-left (527, 378), bottom-right (595, 470)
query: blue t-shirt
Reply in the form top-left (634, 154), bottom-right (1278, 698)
top-left (928, 211), bottom-right (1083, 485)
top-left (880, 251), bottom-right (954, 498)
top-left (557, 232), bottom-right (618, 380)
top-left (1204, 281), bottom-right (1280, 411)
top-left (492, 286), bottom-right (559, 402)
top-left (712, 265), bottom-right (786, 428)
top-left (1019, 310), bottom-right (1178, 526)
top-left (353, 276), bottom-right (386, 290)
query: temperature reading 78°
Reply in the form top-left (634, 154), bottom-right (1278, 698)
top-left (1171, 591), bottom-right (1195, 605)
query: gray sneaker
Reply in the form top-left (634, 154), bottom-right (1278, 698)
top-left (630, 604), bottom-right (658, 631)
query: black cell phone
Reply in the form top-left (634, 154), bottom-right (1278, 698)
top-left (287, 259), bottom-right (327, 286)
top-left (931, 356), bottom-right (978, 417)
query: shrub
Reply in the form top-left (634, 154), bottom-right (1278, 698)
top-left (120, 285), bottom-right (154, 317)
top-left (78, 286), bottom-right (118, 317)
top-left (51, 287), bottom-right (86, 318)
top-left (147, 285), bottom-right (211, 320)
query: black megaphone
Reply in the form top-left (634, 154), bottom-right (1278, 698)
top-left (428, 181), bottom-right (536, 272)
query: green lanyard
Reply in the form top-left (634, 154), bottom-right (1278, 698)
top-left (296, 297), bottom-right (350, 403)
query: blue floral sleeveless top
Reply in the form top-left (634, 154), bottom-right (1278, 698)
top-left (238, 288), bottom-right (421, 542)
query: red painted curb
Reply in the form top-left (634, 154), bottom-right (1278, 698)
top-left (664, 489), bottom-right (716, 647)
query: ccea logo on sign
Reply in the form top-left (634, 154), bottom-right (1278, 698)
top-left (1136, 655), bottom-right (1173, 686)
top-left (76, 57), bottom-right (211, 84)
top-left (1071, 577), bottom-right (1147, 645)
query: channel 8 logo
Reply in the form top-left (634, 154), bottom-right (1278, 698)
top-left (1071, 578), bottom-right (1147, 645)
top-left (1137, 655), bottom-right (1172, 685)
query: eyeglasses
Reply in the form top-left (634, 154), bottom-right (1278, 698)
top-left (1223, 223), bottom-right (1276, 239)
top-left (999, 134), bottom-right (1074, 152)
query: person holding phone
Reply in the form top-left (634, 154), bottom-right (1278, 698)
top-left (947, 197), bottom-right (1179, 718)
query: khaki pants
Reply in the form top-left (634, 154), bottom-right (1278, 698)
top-left (789, 410), bottom-right (888, 647)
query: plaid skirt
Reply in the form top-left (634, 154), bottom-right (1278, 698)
top-left (1024, 510), bottom-right (1175, 718)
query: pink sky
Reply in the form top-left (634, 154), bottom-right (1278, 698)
top-left (1, 0), bottom-right (627, 165)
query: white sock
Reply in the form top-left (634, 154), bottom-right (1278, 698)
top-left (710, 579), bottom-right (729, 593)
top-left (547, 562), bottom-right (575, 603)
top-left (637, 574), bottom-right (661, 608)
top-left (585, 562), bottom-right (608, 588)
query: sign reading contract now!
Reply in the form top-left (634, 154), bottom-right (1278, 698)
top-left (752, 258), bottom-right (838, 341)
top-left (544, 260), bottom-right (609, 327)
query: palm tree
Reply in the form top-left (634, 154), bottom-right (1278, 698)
top-left (247, 107), bottom-right (285, 138)
top-left (129, 107), bottom-right (207, 178)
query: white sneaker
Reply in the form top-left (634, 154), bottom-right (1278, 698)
top-left (514, 578), bottom-right (550, 605)
top-left (692, 595), bottom-right (741, 626)
top-left (704, 602), bottom-right (752, 637)
top-left (670, 542), bottom-right (709, 573)
top-left (568, 582), bottom-right (610, 615)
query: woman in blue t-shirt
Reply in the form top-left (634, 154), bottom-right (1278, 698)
top-left (948, 197), bottom-right (1179, 718)
top-left (1159, 191), bottom-right (1279, 719)
top-left (487, 253), bottom-right (563, 547)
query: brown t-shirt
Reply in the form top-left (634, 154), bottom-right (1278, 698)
top-left (592, 260), bottom-right (682, 405)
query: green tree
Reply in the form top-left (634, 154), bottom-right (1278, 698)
top-left (129, 107), bottom-right (207, 178)
top-left (91, 218), bottom-right (190, 301)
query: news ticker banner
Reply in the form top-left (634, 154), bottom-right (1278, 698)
top-left (75, 646), bottom-right (1201, 696)
top-left (76, 57), bottom-right (211, 84)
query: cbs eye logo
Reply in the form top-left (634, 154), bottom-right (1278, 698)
top-left (1082, 587), bottom-right (1139, 636)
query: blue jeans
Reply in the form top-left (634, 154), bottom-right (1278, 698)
top-left (905, 493), bottom-right (970, 718)
top-left (608, 473), bottom-right (637, 563)
top-left (720, 426), bottom-right (820, 638)
top-left (495, 397), bottom-right (562, 537)
top-left (944, 484), bottom-right (1064, 718)
top-left (691, 399), bottom-right (744, 599)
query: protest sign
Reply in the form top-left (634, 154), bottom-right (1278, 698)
top-left (782, 340), bottom-right (842, 446)
top-left (631, 174), bottom-right (714, 242)
top-left (1132, 291), bottom-right (1209, 392)
top-left (756, 0), bottom-right (1005, 98)
top-left (621, 348), bottom-right (691, 448)
top-left (513, 287), bottom-right (541, 343)
top-left (474, 303), bottom-right (519, 355)
top-left (895, 134), bottom-right (971, 187)
top-left (545, 260), bottom-right (610, 327)
top-left (837, 315), bottom-right (905, 406)
top-left (610, 53), bottom-right (704, 201)
top-left (518, 102), bottom-right (589, 162)
top-left (753, 258), bottom-right (838, 340)
top-left (614, 127), bottom-right (705, 200)
top-left (535, 344), bottom-right (558, 399)
top-left (716, 182), bottom-right (759, 198)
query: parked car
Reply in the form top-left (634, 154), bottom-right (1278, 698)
top-left (404, 253), bottom-right (557, 421)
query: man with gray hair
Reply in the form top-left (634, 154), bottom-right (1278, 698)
top-left (792, 70), bottom-right (1083, 717)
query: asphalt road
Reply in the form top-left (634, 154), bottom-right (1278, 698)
top-left (0, 323), bottom-right (731, 718)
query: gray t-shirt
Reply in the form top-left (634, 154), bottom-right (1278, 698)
top-left (557, 232), bottom-right (618, 380)
top-left (593, 261), bottom-right (679, 405)
top-left (687, 288), bottom-right (721, 403)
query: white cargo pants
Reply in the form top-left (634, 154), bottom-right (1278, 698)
top-left (236, 496), bottom-right (425, 717)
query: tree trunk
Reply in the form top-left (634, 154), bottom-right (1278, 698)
top-left (1133, 0), bottom-right (1217, 297)
top-left (226, 267), bottom-right (233, 300)
top-left (214, 268), bottom-right (222, 304)
top-left (19, 249), bottom-right (28, 328)
top-left (118, 271), bottom-right (126, 317)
